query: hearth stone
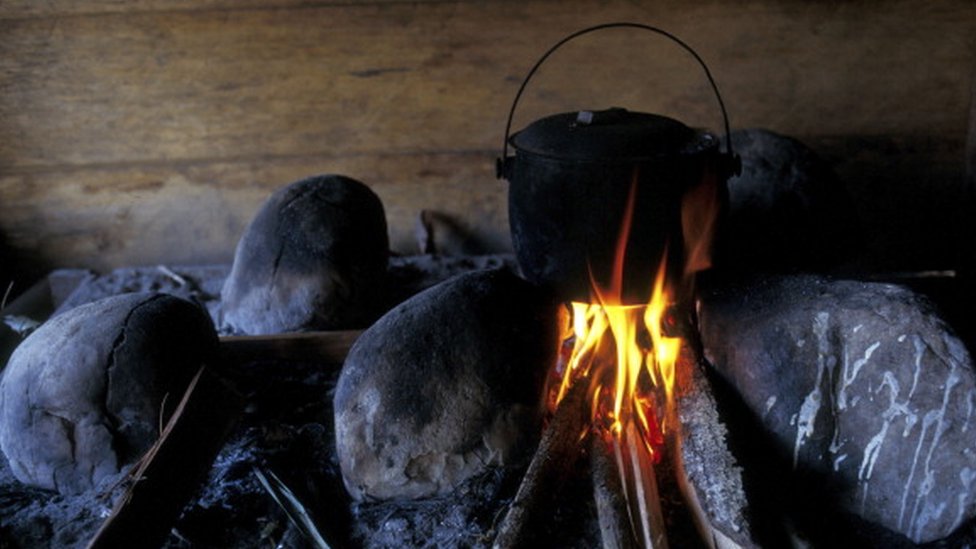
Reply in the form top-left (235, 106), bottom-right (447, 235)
top-left (0, 293), bottom-right (217, 495)
top-left (220, 174), bottom-right (389, 335)
top-left (699, 275), bottom-right (976, 543)
top-left (716, 129), bottom-right (859, 273)
top-left (334, 268), bottom-right (559, 501)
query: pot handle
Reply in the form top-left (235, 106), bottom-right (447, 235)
top-left (497, 22), bottom-right (739, 179)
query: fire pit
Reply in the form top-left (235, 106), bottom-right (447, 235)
top-left (487, 23), bottom-right (745, 548)
top-left (1, 21), bottom-right (976, 549)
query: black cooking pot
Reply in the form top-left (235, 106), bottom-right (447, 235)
top-left (497, 23), bottom-right (740, 303)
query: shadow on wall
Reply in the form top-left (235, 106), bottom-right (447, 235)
top-left (0, 232), bottom-right (44, 307)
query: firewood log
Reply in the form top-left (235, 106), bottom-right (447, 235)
top-left (492, 376), bottom-right (591, 549)
top-left (591, 433), bottom-right (639, 549)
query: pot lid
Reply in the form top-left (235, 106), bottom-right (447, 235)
top-left (509, 107), bottom-right (711, 162)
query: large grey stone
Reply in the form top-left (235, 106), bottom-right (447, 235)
top-left (699, 275), bottom-right (976, 543)
top-left (221, 174), bottom-right (389, 334)
top-left (334, 269), bottom-right (559, 501)
top-left (0, 293), bottom-right (217, 494)
top-left (716, 129), bottom-right (859, 273)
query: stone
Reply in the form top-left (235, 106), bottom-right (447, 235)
top-left (220, 174), bottom-right (389, 335)
top-left (414, 210), bottom-right (487, 256)
top-left (698, 275), bottom-right (976, 543)
top-left (715, 129), bottom-right (859, 273)
top-left (0, 293), bottom-right (217, 494)
top-left (334, 268), bottom-right (559, 501)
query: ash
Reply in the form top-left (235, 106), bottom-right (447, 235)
top-left (3, 254), bottom-right (607, 549)
top-left (350, 469), bottom-right (510, 548)
top-left (0, 464), bottom-right (122, 548)
top-left (47, 255), bottom-right (518, 333)
top-left (350, 454), bottom-right (601, 549)
top-left (0, 351), bottom-right (602, 549)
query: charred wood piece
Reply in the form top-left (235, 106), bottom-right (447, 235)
top-left (492, 376), bottom-right (591, 549)
top-left (86, 367), bottom-right (244, 549)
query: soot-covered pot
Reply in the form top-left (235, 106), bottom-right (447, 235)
top-left (497, 23), bottom-right (740, 303)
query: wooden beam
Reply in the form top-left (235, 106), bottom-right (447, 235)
top-left (0, 0), bottom-right (446, 20)
top-left (219, 329), bottom-right (363, 366)
top-left (0, 0), bottom-right (973, 271)
top-left (0, 151), bottom-right (509, 270)
top-left (967, 58), bottom-right (976, 197)
top-left (1, 1), bottom-right (972, 170)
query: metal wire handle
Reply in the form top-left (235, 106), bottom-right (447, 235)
top-left (498, 22), bottom-right (734, 176)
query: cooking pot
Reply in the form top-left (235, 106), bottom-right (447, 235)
top-left (497, 23), bottom-right (740, 303)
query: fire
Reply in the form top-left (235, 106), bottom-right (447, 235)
top-left (551, 260), bottom-right (680, 461)
top-left (541, 166), bottom-right (720, 548)
top-left (549, 163), bottom-right (722, 447)
top-left (549, 175), bottom-right (683, 462)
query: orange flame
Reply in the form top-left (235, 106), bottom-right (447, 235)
top-left (552, 262), bottom-right (680, 461)
top-left (681, 166), bottom-right (721, 276)
top-left (549, 175), bottom-right (682, 461)
top-left (549, 164), bottom-right (719, 462)
top-left (544, 162), bottom-right (720, 549)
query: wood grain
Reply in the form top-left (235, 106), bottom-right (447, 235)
top-left (0, 151), bottom-right (508, 269)
top-left (2, 1), bottom-right (972, 169)
top-left (219, 329), bottom-right (363, 366)
top-left (968, 60), bottom-right (976, 194)
top-left (0, 0), bottom-right (974, 271)
top-left (0, 0), bottom-right (450, 20)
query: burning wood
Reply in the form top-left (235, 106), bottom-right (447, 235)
top-left (590, 434), bottom-right (639, 549)
top-left (492, 259), bottom-right (684, 547)
top-left (614, 422), bottom-right (668, 549)
top-left (492, 374), bottom-right (592, 549)
top-left (494, 304), bottom-right (750, 549)
top-left (672, 338), bottom-right (753, 549)
top-left (494, 146), bottom-right (738, 548)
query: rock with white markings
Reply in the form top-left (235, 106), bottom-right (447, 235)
top-left (221, 174), bottom-right (389, 334)
top-left (699, 275), bottom-right (976, 543)
top-left (334, 269), bottom-right (559, 501)
top-left (0, 293), bottom-right (216, 494)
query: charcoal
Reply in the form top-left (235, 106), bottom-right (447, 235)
top-left (0, 293), bottom-right (217, 494)
top-left (334, 268), bottom-right (559, 501)
top-left (699, 275), bottom-right (976, 543)
top-left (220, 174), bottom-right (389, 335)
top-left (715, 129), bottom-right (859, 273)
top-left (53, 265), bottom-right (227, 321)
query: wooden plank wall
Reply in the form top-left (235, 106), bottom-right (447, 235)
top-left (0, 0), bottom-right (974, 279)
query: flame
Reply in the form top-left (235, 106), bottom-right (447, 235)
top-left (552, 262), bottom-right (680, 461)
top-left (544, 162), bottom-right (720, 548)
top-left (682, 169), bottom-right (718, 275)
top-left (549, 175), bottom-right (683, 462)
top-left (549, 164), bottom-right (719, 460)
